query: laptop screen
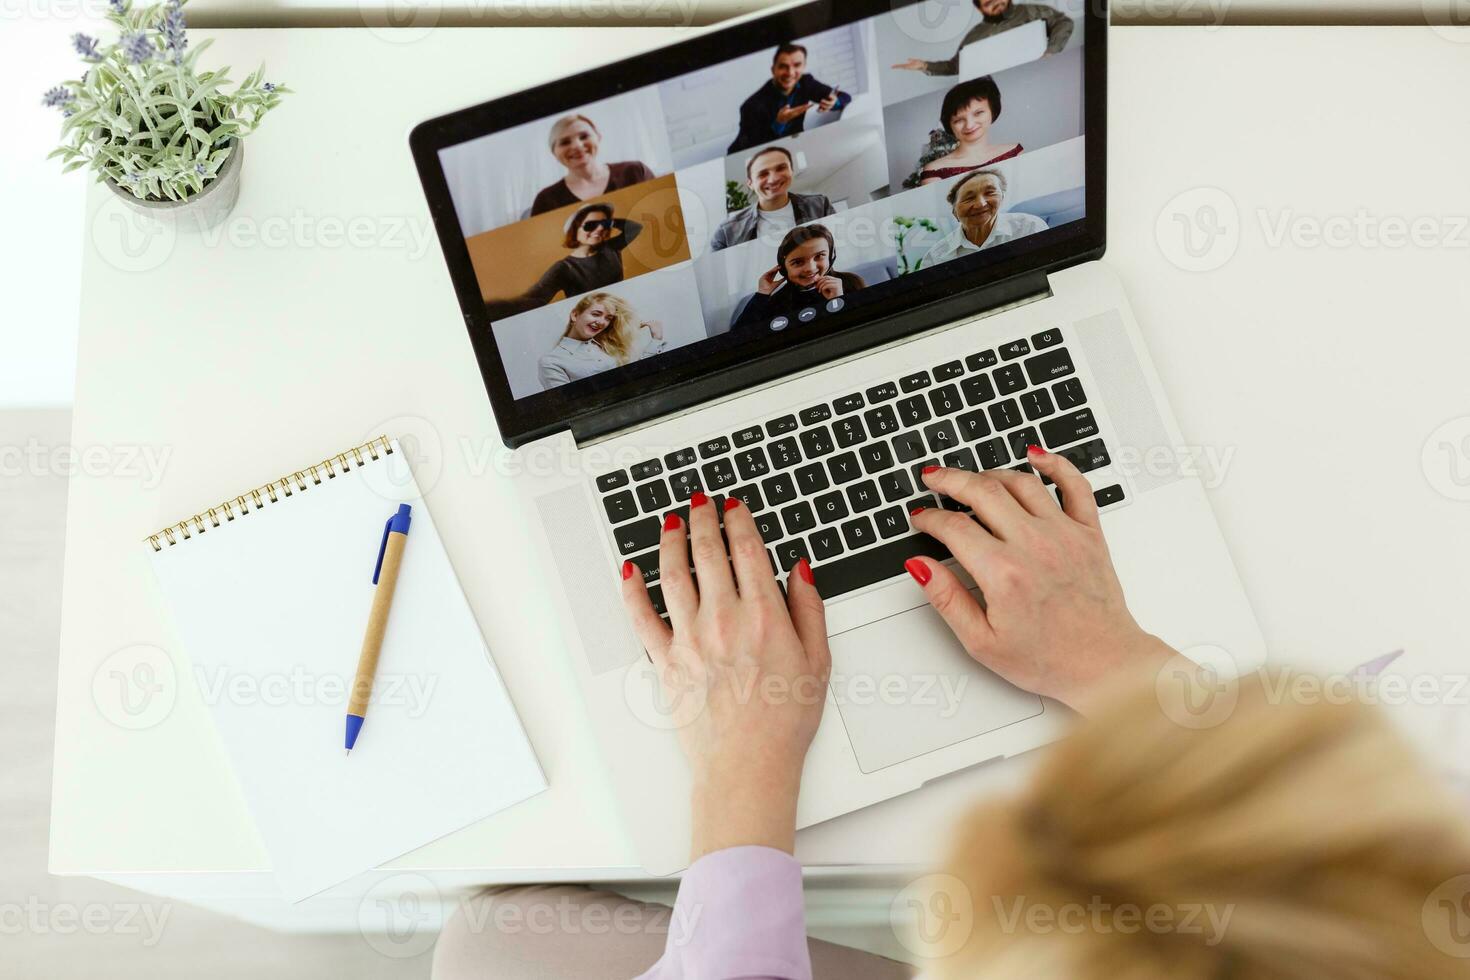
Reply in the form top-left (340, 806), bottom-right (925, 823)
top-left (413, 0), bottom-right (1098, 446)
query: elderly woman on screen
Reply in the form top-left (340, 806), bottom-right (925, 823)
top-left (530, 114), bottom-right (658, 215)
top-left (921, 168), bottom-right (1047, 267)
top-left (537, 291), bottom-right (666, 390)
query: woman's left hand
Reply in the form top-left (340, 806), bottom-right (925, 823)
top-left (620, 495), bottom-right (831, 859)
top-left (645, 319), bottom-right (664, 341)
top-left (815, 275), bottom-right (845, 300)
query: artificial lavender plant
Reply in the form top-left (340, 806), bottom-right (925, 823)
top-left (44, 0), bottom-right (287, 201)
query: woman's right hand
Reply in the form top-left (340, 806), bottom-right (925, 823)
top-left (905, 448), bottom-right (1176, 712)
top-left (756, 266), bottom-right (782, 295)
top-left (620, 495), bottom-right (831, 861)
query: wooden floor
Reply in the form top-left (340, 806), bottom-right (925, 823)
top-left (1, 409), bottom-right (426, 978)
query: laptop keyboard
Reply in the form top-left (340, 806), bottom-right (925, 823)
top-left (595, 328), bottom-right (1125, 616)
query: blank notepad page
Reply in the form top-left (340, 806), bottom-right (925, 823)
top-left (149, 439), bottom-right (545, 901)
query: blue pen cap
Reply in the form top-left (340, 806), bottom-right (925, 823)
top-left (373, 504), bottom-right (414, 583)
top-left (388, 503), bottom-right (412, 534)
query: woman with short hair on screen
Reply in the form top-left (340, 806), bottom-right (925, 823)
top-left (916, 76), bottom-right (1022, 186)
top-left (485, 203), bottom-right (643, 319)
top-left (530, 113), bottom-right (657, 215)
top-left (732, 224), bottom-right (866, 333)
top-left (433, 452), bottom-right (1470, 979)
top-left (537, 291), bottom-right (665, 390)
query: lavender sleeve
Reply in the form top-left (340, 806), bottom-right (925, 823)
top-left (635, 846), bottom-right (811, 980)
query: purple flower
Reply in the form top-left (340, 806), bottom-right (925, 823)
top-left (121, 31), bottom-right (153, 64)
top-left (71, 33), bottom-right (100, 59)
top-left (194, 163), bottom-right (207, 176)
top-left (42, 86), bottom-right (72, 110)
top-left (162, 0), bottom-right (187, 63)
top-left (109, 0), bottom-right (125, 11)
top-left (263, 82), bottom-right (276, 92)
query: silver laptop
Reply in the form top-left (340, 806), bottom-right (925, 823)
top-left (411, 0), bottom-right (1266, 873)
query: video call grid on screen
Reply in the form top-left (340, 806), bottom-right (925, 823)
top-left (437, 0), bottom-right (1087, 402)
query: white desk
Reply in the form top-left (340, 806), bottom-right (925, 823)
top-left (53, 25), bottom-right (1470, 929)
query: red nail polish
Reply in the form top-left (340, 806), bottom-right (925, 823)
top-left (1026, 444), bottom-right (1044, 455)
top-left (621, 560), bottom-right (635, 581)
top-left (904, 557), bottom-right (932, 586)
top-left (795, 558), bottom-right (814, 586)
top-left (909, 506), bottom-right (926, 516)
top-left (922, 465), bottom-right (940, 475)
top-left (690, 491), bottom-right (709, 507)
top-left (662, 513), bottom-right (681, 532)
top-left (722, 496), bottom-right (741, 512)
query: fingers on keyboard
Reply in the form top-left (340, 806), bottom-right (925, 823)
top-left (603, 335), bottom-right (1120, 602)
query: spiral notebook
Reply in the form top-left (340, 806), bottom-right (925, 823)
top-left (147, 437), bottom-right (545, 901)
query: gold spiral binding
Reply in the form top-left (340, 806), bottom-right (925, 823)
top-left (144, 436), bottom-right (394, 552)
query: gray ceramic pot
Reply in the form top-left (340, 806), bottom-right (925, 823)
top-left (104, 140), bottom-right (243, 233)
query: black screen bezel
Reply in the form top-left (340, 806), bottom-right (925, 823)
top-left (410, 0), bottom-right (1107, 448)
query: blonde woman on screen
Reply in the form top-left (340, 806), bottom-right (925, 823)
top-left (537, 291), bottom-right (665, 390)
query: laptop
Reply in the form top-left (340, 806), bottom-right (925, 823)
top-left (411, 0), bottom-right (1265, 874)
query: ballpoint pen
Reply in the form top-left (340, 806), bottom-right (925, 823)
top-left (346, 503), bottom-right (411, 754)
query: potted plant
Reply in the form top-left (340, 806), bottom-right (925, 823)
top-left (890, 215), bottom-right (940, 274)
top-left (43, 0), bottom-right (287, 230)
top-left (725, 180), bottom-right (752, 213)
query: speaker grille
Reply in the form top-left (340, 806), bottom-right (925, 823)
top-left (1074, 310), bottom-right (1181, 495)
top-left (535, 484), bottom-right (642, 676)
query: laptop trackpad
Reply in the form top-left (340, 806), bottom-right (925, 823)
top-left (828, 594), bottom-right (1045, 773)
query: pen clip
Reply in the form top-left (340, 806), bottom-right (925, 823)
top-left (373, 517), bottom-right (393, 585)
top-left (372, 504), bottom-right (413, 584)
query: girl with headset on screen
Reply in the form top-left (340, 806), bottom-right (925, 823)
top-left (732, 224), bottom-right (867, 334)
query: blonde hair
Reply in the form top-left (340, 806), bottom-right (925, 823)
top-left (548, 113), bottom-right (598, 152)
top-left (930, 668), bottom-right (1470, 980)
top-left (562, 292), bottom-right (640, 365)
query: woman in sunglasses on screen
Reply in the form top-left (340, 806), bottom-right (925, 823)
top-left (916, 76), bottom-right (1022, 186)
top-left (486, 203), bottom-right (643, 320)
top-left (530, 114), bottom-right (657, 216)
top-left (732, 224), bottom-right (867, 334)
top-left (537, 291), bottom-right (665, 390)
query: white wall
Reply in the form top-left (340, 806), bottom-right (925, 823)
top-left (1, 17), bottom-right (99, 406)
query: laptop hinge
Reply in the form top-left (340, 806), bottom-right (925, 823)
top-left (575, 277), bottom-right (1053, 450)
